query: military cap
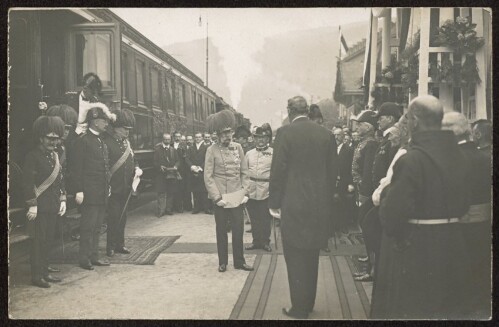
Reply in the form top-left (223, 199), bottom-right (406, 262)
top-left (374, 102), bottom-right (402, 120)
top-left (32, 115), bottom-right (65, 139)
top-left (352, 110), bottom-right (378, 128)
top-left (111, 108), bottom-right (136, 129)
top-left (253, 123), bottom-right (272, 141)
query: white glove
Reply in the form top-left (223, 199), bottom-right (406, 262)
top-left (135, 167), bottom-right (143, 177)
top-left (27, 206), bottom-right (37, 221)
top-left (191, 165), bottom-right (197, 172)
top-left (216, 200), bottom-right (227, 207)
top-left (241, 196), bottom-right (249, 205)
top-left (58, 201), bottom-right (67, 216)
top-left (348, 184), bottom-right (355, 193)
top-left (38, 102), bottom-right (47, 111)
top-left (269, 208), bottom-right (281, 219)
top-left (75, 192), bottom-right (84, 205)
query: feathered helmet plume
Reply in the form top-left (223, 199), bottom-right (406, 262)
top-left (46, 104), bottom-right (78, 127)
top-left (206, 110), bottom-right (236, 134)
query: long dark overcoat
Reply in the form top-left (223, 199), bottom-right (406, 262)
top-left (371, 130), bottom-right (472, 319)
top-left (185, 143), bottom-right (208, 193)
top-left (268, 117), bottom-right (338, 249)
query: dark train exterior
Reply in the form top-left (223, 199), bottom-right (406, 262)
top-left (8, 8), bottom-right (251, 223)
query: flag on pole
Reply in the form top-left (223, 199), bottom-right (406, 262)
top-left (362, 9), bottom-right (373, 88)
top-left (339, 26), bottom-right (349, 57)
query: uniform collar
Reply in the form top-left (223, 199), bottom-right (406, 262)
top-left (292, 115), bottom-right (308, 123)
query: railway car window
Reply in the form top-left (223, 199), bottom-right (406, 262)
top-left (136, 60), bottom-right (145, 104)
top-left (181, 84), bottom-right (187, 116)
top-left (192, 90), bottom-right (197, 120)
top-left (197, 93), bottom-right (201, 119)
top-left (75, 33), bottom-right (112, 87)
top-left (151, 68), bottom-right (160, 108)
top-left (121, 51), bottom-right (128, 100)
top-left (164, 77), bottom-right (175, 112)
top-left (130, 114), bottom-right (153, 150)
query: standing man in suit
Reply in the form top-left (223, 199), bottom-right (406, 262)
top-left (204, 110), bottom-right (253, 273)
top-left (102, 109), bottom-right (142, 257)
top-left (71, 106), bottom-right (116, 270)
top-left (173, 131), bottom-right (191, 213)
top-left (186, 132), bottom-right (209, 214)
top-left (269, 96), bottom-right (338, 319)
top-left (154, 133), bottom-right (180, 217)
top-left (333, 128), bottom-right (355, 235)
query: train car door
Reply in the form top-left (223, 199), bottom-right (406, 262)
top-left (64, 22), bottom-right (122, 111)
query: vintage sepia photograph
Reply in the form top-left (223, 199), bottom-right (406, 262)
top-left (7, 7), bottom-right (493, 320)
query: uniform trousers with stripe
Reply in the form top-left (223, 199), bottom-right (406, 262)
top-left (246, 198), bottom-right (272, 246)
top-left (28, 212), bottom-right (57, 281)
top-left (282, 239), bottom-right (320, 315)
top-left (107, 192), bottom-right (129, 251)
top-left (79, 204), bottom-right (106, 265)
top-left (214, 205), bottom-right (246, 267)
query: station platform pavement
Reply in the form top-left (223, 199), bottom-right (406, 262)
top-left (9, 197), bottom-right (370, 320)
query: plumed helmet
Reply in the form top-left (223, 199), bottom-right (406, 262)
top-left (253, 123), bottom-right (272, 140)
top-left (111, 108), bottom-right (136, 129)
top-left (206, 109), bottom-right (236, 134)
top-left (352, 110), bottom-right (378, 128)
top-left (234, 125), bottom-right (252, 139)
top-left (85, 103), bottom-right (117, 123)
top-left (46, 104), bottom-right (78, 127)
top-left (32, 115), bottom-right (65, 139)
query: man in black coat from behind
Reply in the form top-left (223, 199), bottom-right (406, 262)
top-left (269, 96), bottom-right (338, 319)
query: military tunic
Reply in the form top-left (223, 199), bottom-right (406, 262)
top-left (204, 141), bottom-right (250, 267)
top-left (245, 146), bottom-right (273, 247)
top-left (23, 147), bottom-right (66, 281)
top-left (70, 130), bottom-right (111, 265)
top-left (103, 133), bottom-right (137, 251)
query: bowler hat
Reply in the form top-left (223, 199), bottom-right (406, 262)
top-left (374, 102), bottom-right (402, 119)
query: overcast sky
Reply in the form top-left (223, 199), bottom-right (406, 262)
top-left (111, 8), bottom-right (370, 124)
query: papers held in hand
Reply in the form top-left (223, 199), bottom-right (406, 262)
top-left (221, 189), bottom-right (246, 208)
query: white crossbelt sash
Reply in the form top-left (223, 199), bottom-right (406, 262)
top-left (110, 140), bottom-right (132, 178)
top-left (34, 152), bottom-right (60, 198)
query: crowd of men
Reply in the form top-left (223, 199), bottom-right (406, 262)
top-left (21, 73), bottom-right (492, 320)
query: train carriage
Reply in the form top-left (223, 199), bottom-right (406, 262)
top-left (8, 8), bottom-right (250, 226)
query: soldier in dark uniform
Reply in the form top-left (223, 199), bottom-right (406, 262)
top-left (350, 110), bottom-right (378, 278)
top-left (356, 103), bottom-right (401, 282)
top-left (371, 96), bottom-right (472, 319)
top-left (443, 112), bottom-right (491, 318)
top-left (234, 125), bottom-right (253, 154)
top-left (103, 109), bottom-right (142, 257)
top-left (154, 133), bottom-right (180, 217)
top-left (70, 106), bottom-right (116, 270)
top-left (23, 116), bottom-right (67, 288)
top-left (45, 104), bottom-right (79, 270)
top-left (186, 132), bottom-right (210, 214)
